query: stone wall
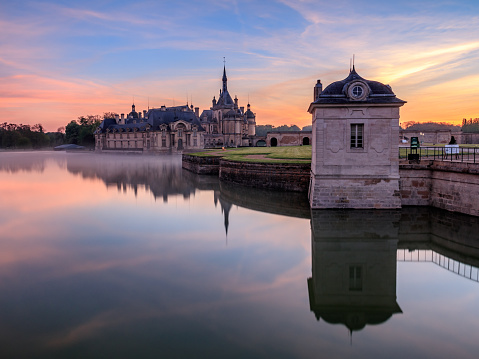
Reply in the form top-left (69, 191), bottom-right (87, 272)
top-left (399, 130), bottom-right (453, 144)
top-left (183, 154), bottom-right (479, 216)
top-left (399, 161), bottom-right (479, 217)
top-left (181, 154), bottom-right (220, 175)
top-left (219, 160), bottom-right (311, 192)
top-left (309, 178), bottom-right (402, 209)
top-left (398, 163), bottom-right (432, 206)
top-left (266, 131), bottom-right (312, 147)
top-left (399, 130), bottom-right (479, 145)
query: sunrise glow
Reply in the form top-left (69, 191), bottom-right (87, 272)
top-left (1, 0), bottom-right (478, 131)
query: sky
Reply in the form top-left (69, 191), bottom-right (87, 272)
top-left (1, 0), bottom-right (478, 132)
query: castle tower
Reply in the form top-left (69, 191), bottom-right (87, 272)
top-left (308, 66), bottom-right (406, 209)
top-left (245, 103), bottom-right (256, 137)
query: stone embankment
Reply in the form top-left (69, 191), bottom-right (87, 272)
top-left (182, 154), bottom-right (310, 192)
top-left (399, 160), bottom-right (479, 217)
top-left (183, 154), bottom-right (479, 216)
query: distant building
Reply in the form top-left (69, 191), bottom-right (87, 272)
top-left (94, 104), bottom-right (205, 153)
top-left (266, 131), bottom-right (312, 147)
top-left (200, 65), bottom-right (257, 147)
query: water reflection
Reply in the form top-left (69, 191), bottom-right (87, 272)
top-left (1, 152), bottom-right (479, 358)
top-left (308, 210), bottom-right (402, 334)
top-left (308, 207), bottom-right (479, 335)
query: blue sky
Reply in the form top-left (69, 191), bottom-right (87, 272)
top-left (1, 0), bottom-right (478, 130)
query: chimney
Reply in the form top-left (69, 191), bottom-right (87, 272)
top-left (194, 107), bottom-right (199, 117)
top-left (120, 114), bottom-right (125, 123)
top-left (139, 112), bottom-right (142, 119)
top-left (115, 114), bottom-right (120, 123)
top-left (240, 106), bottom-right (244, 114)
top-left (143, 110), bottom-right (147, 119)
top-left (314, 80), bottom-right (322, 101)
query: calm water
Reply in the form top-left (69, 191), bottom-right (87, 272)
top-left (1, 152), bottom-right (479, 358)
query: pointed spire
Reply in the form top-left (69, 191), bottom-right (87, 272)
top-left (222, 57), bottom-right (228, 95)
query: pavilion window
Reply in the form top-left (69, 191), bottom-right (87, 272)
top-left (350, 124), bottom-right (363, 148)
top-left (349, 266), bottom-right (362, 291)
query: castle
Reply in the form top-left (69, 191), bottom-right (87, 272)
top-left (199, 65), bottom-right (256, 148)
top-left (94, 65), bottom-right (256, 152)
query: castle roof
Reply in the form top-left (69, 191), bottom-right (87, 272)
top-left (215, 90), bottom-right (234, 107)
top-left (96, 105), bottom-right (204, 133)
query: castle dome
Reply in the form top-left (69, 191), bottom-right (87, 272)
top-left (225, 109), bottom-right (240, 118)
top-left (311, 67), bottom-right (405, 107)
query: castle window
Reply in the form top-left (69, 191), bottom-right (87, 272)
top-left (350, 124), bottom-right (363, 148)
top-left (178, 129), bottom-right (183, 137)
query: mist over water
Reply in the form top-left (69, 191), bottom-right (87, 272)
top-left (0, 152), bottom-right (478, 358)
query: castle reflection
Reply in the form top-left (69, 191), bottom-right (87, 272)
top-left (61, 153), bottom-right (310, 233)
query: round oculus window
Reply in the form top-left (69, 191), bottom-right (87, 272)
top-left (352, 85), bottom-right (363, 98)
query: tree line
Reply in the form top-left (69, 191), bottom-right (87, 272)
top-left (462, 118), bottom-right (479, 133)
top-left (401, 119), bottom-right (479, 133)
top-left (401, 121), bottom-right (461, 132)
top-left (0, 123), bottom-right (54, 149)
top-left (0, 113), bottom-right (114, 150)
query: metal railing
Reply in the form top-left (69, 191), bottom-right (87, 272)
top-left (397, 249), bottom-right (479, 282)
top-left (399, 146), bottom-right (479, 164)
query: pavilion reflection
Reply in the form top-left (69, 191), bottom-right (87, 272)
top-left (308, 207), bottom-right (479, 334)
top-left (308, 210), bottom-right (402, 334)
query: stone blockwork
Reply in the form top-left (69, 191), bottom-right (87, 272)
top-left (399, 161), bottom-right (479, 217)
top-left (309, 177), bottom-right (401, 209)
top-left (266, 131), bottom-right (312, 147)
top-left (219, 160), bottom-right (311, 192)
top-left (398, 163), bottom-right (432, 206)
top-left (181, 154), bottom-right (220, 175)
top-left (182, 154), bottom-right (311, 192)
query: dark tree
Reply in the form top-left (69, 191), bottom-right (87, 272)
top-left (64, 115), bottom-right (102, 146)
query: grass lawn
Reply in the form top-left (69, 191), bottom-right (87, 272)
top-left (188, 146), bottom-right (312, 163)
